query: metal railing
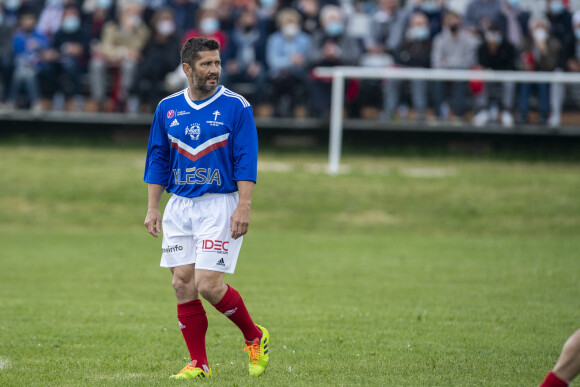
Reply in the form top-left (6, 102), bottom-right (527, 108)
top-left (313, 66), bottom-right (580, 175)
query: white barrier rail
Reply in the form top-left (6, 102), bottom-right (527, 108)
top-left (313, 66), bottom-right (580, 175)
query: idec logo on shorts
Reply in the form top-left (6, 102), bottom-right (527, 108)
top-left (167, 110), bottom-right (175, 119)
top-left (202, 240), bottom-right (229, 253)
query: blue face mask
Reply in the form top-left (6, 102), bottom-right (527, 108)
top-left (407, 26), bottom-right (430, 41)
top-left (200, 18), bottom-right (219, 35)
top-left (550, 1), bottom-right (565, 15)
top-left (575, 28), bottom-right (580, 40)
top-left (62, 16), bottom-right (80, 33)
top-left (260, 0), bottom-right (276, 7)
top-left (97, 0), bottom-right (112, 9)
top-left (507, 0), bottom-right (520, 7)
top-left (325, 21), bottom-right (344, 37)
top-left (421, 1), bottom-right (440, 13)
top-left (5, 0), bottom-right (21, 11)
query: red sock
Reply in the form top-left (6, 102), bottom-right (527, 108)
top-left (213, 285), bottom-right (261, 341)
top-left (177, 300), bottom-right (208, 370)
top-left (540, 371), bottom-right (569, 387)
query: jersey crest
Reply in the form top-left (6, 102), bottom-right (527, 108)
top-left (185, 123), bottom-right (201, 141)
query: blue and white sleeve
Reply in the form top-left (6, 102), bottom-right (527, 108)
top-left (144, 106), bottom-right (171, 186)
top-left (232, 106), bottom-right (258, 183)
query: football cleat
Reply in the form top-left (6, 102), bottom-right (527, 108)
top-left (244, 324), bottom-right (270, 377)
top-left (170, 360), bottom-right (212, 380)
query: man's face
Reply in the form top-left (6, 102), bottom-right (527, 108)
top-left (446, 14), bottom-right (460, 28)
top-left (21, 14), bottom-right (36, 32)
top-left (410, 14), bottom-right (428, 29)
top-left (190, 50), bottom-right (221, 94)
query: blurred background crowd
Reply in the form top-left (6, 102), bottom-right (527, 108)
top-left (1, 0), bottom-right (580, 127)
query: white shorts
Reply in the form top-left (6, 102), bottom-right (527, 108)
top-left (160, 192), bottom-right (242, 273)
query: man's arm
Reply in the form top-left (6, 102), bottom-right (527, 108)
top-left (144, 183), bottom-right (165, 238)
top-left (230, 180), bottom-right (255, 240)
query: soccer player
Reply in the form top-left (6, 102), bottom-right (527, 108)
top-left (143, 37), bottom-right (268, 380)
top-left (540, 328), bottom-right (580, 387)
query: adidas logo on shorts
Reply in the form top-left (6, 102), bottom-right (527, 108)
top-left (216, 258), bottom-right (225, 266)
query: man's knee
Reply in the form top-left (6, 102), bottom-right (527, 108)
top-left (196, 278), bottom-right (220, 299)
top-left (171, 266), bottom-right (196, 295)
top-left (195, 273), bottom-right (226, 304)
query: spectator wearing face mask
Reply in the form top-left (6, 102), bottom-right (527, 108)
top-left (545, 0), bottom-right (572, 127)
top-left (518, 16), bottom-right (561, 125)
top-left (307, 5), bottom-right (360, 117)
top-left (265, 8), bottom-right (311, 117)
top-left (167, 0), bottom-right (198, 33)
top-left (295, 0), bottom-right (320, 36)
top-left (431, 11), bottom-right (479, 122)
top-left (498, 0), bottom-right (531, 50)
top-left (383, 12), bottom-right (432, 122)
top-left (367, 0), bottom-right (408, 55)
top-left (128, 7), bottom-right (180, 113)
top-left (564, 11), bottom-right (580, 108)
top-left (82, 0), bottom-right (116, 42)
top-left (472, 24), bottom-right (517, 127)
top-left (88, 0), bottom-right (150, 112)
top-left (222, 10), bottom-right (267, 107)
top-left (546, 0), bottom-right (573, 48)
top-left (182, 8), bottom-right (228, 52)
top-left (0, 7), bottom-right (15, 108)
top-left (40, 6), bottom-right (90, 111)
top-left (410, 0), bottom-right (448, 38)
top-left (256, 0), bottom-right (281, 37)
top-left (464, 0), bottom-right (502, 34)
top-left (5, 8), bottom-right (49, 111)
top-left (3, 0), bottom-right (25, 28)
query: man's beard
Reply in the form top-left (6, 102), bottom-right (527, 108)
top-left (193, 73), bottom-right (219, 94)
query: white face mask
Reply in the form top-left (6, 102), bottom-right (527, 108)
top-left (533, 28), bottom-right (548, 42)
top-left (157, 20), bottom-right (175, 36)
top-left (282, 23), bottom-right (299, 38)
top-left (485, 31), bottom-right (502, 44)
top-left (129, 15), bottom-right (142, 28)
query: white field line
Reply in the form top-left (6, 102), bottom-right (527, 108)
top-left (0, 357), bottom-right (12, 370)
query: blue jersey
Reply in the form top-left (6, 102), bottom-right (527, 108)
top-left (144, 86), bottom-right (258, 198)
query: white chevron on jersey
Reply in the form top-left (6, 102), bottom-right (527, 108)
top-left (168, 133), bottom-right (230, 162)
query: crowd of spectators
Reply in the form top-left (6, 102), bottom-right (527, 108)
top-left (0, 0), bottom-right (579, 127)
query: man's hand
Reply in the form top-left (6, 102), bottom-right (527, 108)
top-left (230, 181), bottom-right (255, 239)
top-left (144, 208), bottom-right (162, 238)
top-left (230, 205), bottom-right (250, 240)
top-left (145, 183), bottom-right (165, 237)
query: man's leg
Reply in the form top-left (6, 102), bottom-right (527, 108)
top-left (196, 269), bottom-right (269, 377)
top-left (170, 264), bottom-right (210, 375)
top-left (195, 269), bottom-right (261, 341)
top-left (541, 329), bottom-right (580, 386)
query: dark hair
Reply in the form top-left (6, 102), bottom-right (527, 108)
top-left (18, 6), bottom-right (37, 19)
top-left (63, 5), bottom-right (80, 14)
top-left (487, 23), bottom-right (501, 33)
top-left (181, 37), bottom-right (220, 66)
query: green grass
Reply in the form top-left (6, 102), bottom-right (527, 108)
top-left (0, 145), bottom-right (579, 386)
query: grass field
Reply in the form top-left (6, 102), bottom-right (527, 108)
top-left (0, 143), bottom-right (579, 386)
